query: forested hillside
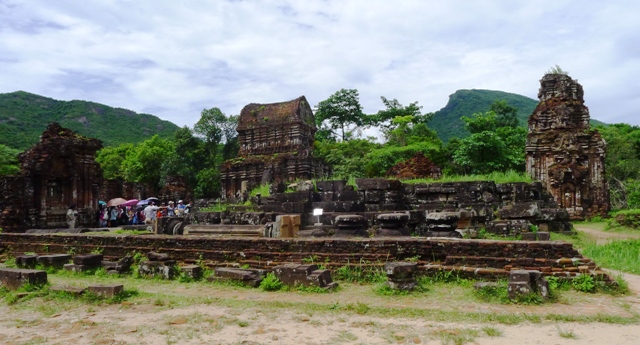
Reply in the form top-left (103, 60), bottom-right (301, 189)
top-left (0, 91), bottom-right (180, 150)
top-left (429, 89), bottom-right (604, 142)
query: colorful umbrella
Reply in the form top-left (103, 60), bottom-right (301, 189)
top-left (107, 197), bottom-right (127, 207)
top-left (122, 199), bottom-right (139, 207)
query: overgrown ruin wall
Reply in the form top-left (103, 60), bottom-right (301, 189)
top-left (526, 73), bottom-right (609, 220)
top-left (0, 233), bottom-right (596, 278)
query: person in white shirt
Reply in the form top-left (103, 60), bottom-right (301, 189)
top-left (144, 202), bottom-right (159, 224)
top-left (67, 204), bottom-right (78, 229)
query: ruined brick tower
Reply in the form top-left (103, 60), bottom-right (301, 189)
top-left (526, 73), bottom-right (609, 220)
top-left (220, 96), bottom-right (327, 197)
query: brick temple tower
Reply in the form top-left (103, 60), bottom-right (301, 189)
top-left (220, 96), bottom-right (328, 197)
top-left (525, 73), bottom-right (609, 220)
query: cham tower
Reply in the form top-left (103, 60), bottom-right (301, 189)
top-left (220, 96), bottom-right (328, 197)
top-left (525, 72), bottom-right (609, 220)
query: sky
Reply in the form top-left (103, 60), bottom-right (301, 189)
top-left (1, 0), bottom-right (639, 128)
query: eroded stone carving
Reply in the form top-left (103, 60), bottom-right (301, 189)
top-left (526, 73), bottom-right (609, 219)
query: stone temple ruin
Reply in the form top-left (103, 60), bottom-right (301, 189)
top-left (0, 123), bottom-right (103, 231)
top-left (526, 73), bottom-right (609, 220)
top-left (220, 96), bottom-right (328, 198)
top-left (0, 80), bottom-right (613, 286)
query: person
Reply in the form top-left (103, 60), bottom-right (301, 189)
top-left (109, 206), bottom-right (118, 227)
top-left (176, 200), bottom-right (186, 216)
top-left (67, 204), bottom-right (78, 229)
top-left (167, 201), bottom-right (175, 217)
top-left (144, 202), bottom-right (160, 225)
top-left (101, 206), bottom-right (109, 227)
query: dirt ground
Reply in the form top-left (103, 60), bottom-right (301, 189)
top-left (1, 225), bottom-right (640, 345)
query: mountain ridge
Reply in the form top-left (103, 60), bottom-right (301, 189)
top-left (0, 91), bottom-right (180, 150)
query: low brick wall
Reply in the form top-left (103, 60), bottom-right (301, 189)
top-left (0, 233), bottom-right (584, 273)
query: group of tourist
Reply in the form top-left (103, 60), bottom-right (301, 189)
top-left (94, 200), bottom-right (191, 228)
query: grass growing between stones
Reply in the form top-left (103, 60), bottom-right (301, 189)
top-left (402, 170), bottom-right (532, 184)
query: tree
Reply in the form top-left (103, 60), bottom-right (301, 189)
top-left (121, 135), bottom-right (174, 188)
top-left (490, 100), bottom-right (519, 128)
top-left (314, 89), bottom-right (365, 141)
top-left (0, 144), bottom-right (20, 176)
top-left (369, 96), bottom-right (432, 128)
top-left (194, 107), bottom-right (227, 166)
top-left (95, 143), bottom-right (135, 180)
top-left (452, 100), bottom-right (526, 174)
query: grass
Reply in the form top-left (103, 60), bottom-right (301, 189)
top-left (556, 325), bottom-right (577, 339)
top-left (582, 239), bottom-right (640, 275)
top-left (402, 170), bottom-right (532, 184)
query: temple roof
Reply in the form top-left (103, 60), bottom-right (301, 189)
top-left (237, 96), bottom-right (315, 130)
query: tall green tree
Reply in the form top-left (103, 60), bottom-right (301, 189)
top-left (597, 123), bottom-right (640, 209)
top-left (0, 144), bottom-right (20, 176)
top-left (121, 135), bottom-right (174, 188)
top-left (95, 143), bottom-right (135, 180)
top-left (314, 89), bottom-right (365, 141)
top-left (369, 96), bottom-right (432, 129)
top-left (490, 100), bottom-right (519, 128)
top-left (452, 101), bottom-right (526, 174)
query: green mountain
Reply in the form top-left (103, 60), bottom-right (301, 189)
top-left (428, 89), bottom-right (538, 143)
top-left (429, 89), bottom-right (605, 142)
top-left (0, 91), bottom-right (180, 150)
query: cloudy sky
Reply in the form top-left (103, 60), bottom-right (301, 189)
top-left (1, 0), bottom-right (639, 128)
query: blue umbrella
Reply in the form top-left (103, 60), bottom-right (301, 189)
top-left (137, 199), bottom-right (150, 207)
top-left (98, 200), bottom-right (106, 205)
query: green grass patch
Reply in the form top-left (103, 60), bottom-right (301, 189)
top-left (402, 170), bottom-right (532, 184)
top-left (581, 239), bottom-right (640, 274)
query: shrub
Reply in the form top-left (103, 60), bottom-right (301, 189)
top-left (572, 274), bottom-right (596, 293)
top-left (259, 272), bottom-right (283, 291)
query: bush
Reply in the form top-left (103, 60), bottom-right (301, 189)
top-left (259, 273), bottom-right (283, 291)
top-left (608, 209), bottom-right (640, 229)
top-left (572, 274), bottom-right (596, 293)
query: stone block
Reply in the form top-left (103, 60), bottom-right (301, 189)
top-left (88, 284), bottom-right (124, 298)
top-left (425, 212), bottom-right (460, 224)
top-left (211, 267), bottom-right (264, 287)
top-left (509, 270), bottom-right (533, 283)
top-left (356, 178), bottom-right (401, 190)
top-left (386, 280), bottom-right (417, 291)
top-left (336, 190), bottom-right (359, 202)
top-left (334, 214), bottom-right (367, 229)
top-left (0, 268), bottom-right (47, 290)
top-left (306, 269), bottom-right (338, 289)
top-left (508, 281), bottom-right (532, 299)
top-left (63, 264), bottom-right (92, 273)
top-left (15, 254), bottom-right (38, 268)
top-left (147, 252), bottom-right (171, 261)
top-left (521, 232), bottom-right (536, 241)
top-left (364, 190), bottom-right (384, 204)
top-left (384, 262), bottom-right (417, 281)
top-left (376, 213), bottom-right (410, 228)
top-left (537, 232), bottom-right (550, 241)
top-left (180, 265), bottom-right (203, 280)
top-left (499, 201), bottom-right (541, 219)
top-left (73, 254), bottom-right (104, 266)
top-left (50, 285), bottom-right (86, 296)
top-left (274, 264), bottom-right (317, 286)
top-left (102, 256), bottom-right (133, 274)
top-left (138, 260), bottom-right (176, 279)
top-left (37, 254), bottom-right (71, 268)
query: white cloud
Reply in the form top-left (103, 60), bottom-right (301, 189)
top-left (0, 0), bottom-right (638, 128)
